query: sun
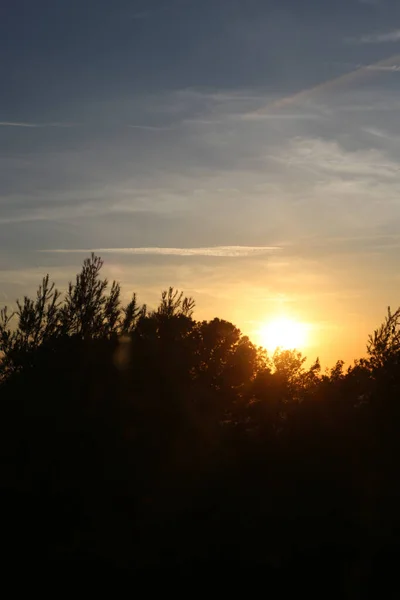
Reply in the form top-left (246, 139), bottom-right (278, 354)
top-left (258, 317), bottom-right (309, 352)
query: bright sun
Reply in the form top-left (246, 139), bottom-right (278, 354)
top-left (258, 317), bottom-right (309, 352)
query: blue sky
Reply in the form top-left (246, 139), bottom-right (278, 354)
top-left (2, 0), bottom-right (400, 364)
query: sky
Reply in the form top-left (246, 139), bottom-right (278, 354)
top-left (2, 0), bottom-right (400, 366)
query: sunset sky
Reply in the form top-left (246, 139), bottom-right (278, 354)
top-left (2, 0), bottom-right (400, 366)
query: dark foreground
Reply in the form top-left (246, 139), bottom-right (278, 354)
top-left (1, 256), bottom-right (400, 596)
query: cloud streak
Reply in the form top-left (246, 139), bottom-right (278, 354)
top-left (239, 112), bottom-right (323, 121)
top-left (247, 54), bottom-right (400, 116)
top-left (354, 30), bottom-right (400, 44)
top-left (127, 124), bottom-right (172, 131)
top-left (332, 62), bottom-right (400, 72)
top-left (40, 246), bottom-right (281, 258)
top-left (0, 121), bottom-right (74, 128)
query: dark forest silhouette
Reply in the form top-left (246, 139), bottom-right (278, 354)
top-left (1, 254), bottom-right (400, 593)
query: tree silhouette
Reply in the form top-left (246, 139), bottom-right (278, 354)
top-left (1, 254), bottom-right (400, 593)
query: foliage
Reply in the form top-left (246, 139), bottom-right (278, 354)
top-left (1, 254), bottom-right (400, 592)
top-left (367, 305), bottom-right (400, 370)
top-left (0, 254), bottom-right (147, 378)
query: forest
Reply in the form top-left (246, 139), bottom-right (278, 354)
top-left (1, 254), bottom-right (400, 593)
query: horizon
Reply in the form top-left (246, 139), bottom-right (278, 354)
top-left (2, 0), bottom-right (400, 367)
top-left (0, 248), bottom-right (381, 369)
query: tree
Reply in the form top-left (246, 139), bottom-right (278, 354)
top-left (0, 254), bottom-right (147, 380)
top-left (367, 306), bottom-right (400, 370)
top-left (62, 254), bottom-right (121, 338)
top-left (156, 287), bottom-right (195, 319)
top-left (0, 275), bottom-right (61, 378)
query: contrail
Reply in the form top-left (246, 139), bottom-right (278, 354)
top-left (249, 53), bottom-right (400, 116)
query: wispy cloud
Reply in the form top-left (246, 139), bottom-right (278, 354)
top-left (247, 55), bottom-right (400, 117)
top-left (332, 61), bottom-right (400, 72)
top-left (272, 137), bottom-right (400, 178)
top-left (353, 30), bottom-right (400, 44)
top-left (127, 124), bottom-right (171, 131)
top-left (0, 121), bottom-right (74, 128)
top-left (362, 126), bottom-right (399, 140)
top-left (358, 64), bottom-right (400, 71)
top-left (239, 112), bottom-right (323, 121)
top-left (40, 246), bottom-right (281, 258)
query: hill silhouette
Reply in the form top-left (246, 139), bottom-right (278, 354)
top-left (1, 254), bottom-right (400, 594)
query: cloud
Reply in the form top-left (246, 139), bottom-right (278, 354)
top-left (127, 125), bottom-right (172, 131)
top-left (360, 64), bottom-right (400, 71)
top-left (272, 137), bottom-right (400, 178)
top-left (39, 246), bottom-right (281, 258)
top-left (0, 122), bottom-right (39, 128)
top-left (362, 127), bottom-right (400, 141)
top-left (3, 83), bottom-right (400, 260)
top-left (332, 62), bottom-right (400, 72)
top-left (353, 30), bottom-right (400, 44)
top-left (239, 112), bottom-right (323, 121)
top-left (246, 55), bottom-right (400, 118)
top-left (0, 121), bottom-right (74, 128)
